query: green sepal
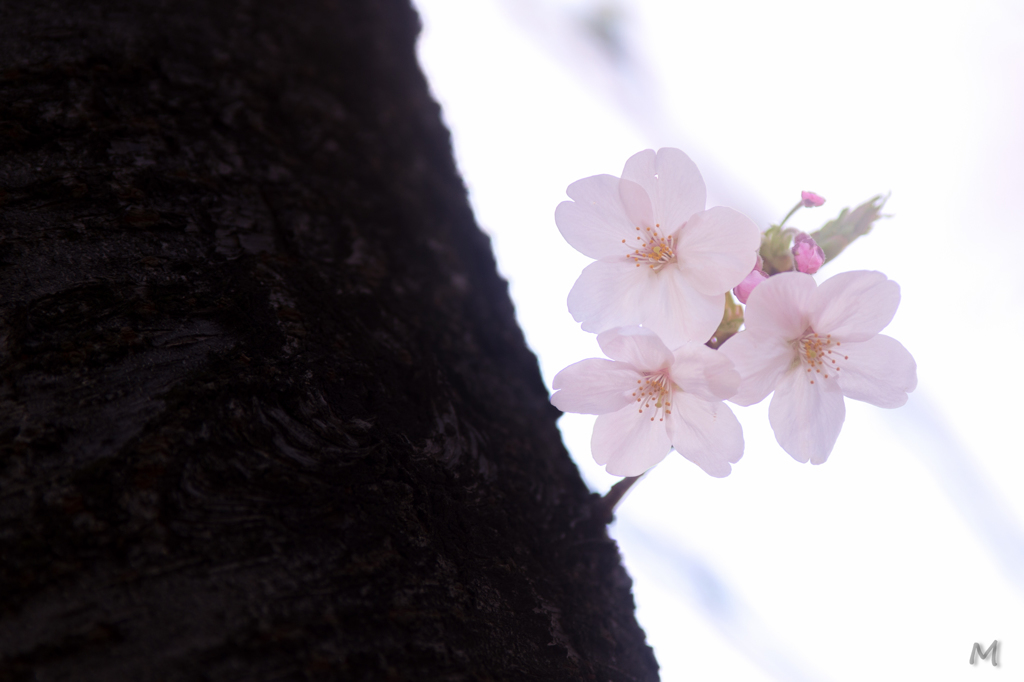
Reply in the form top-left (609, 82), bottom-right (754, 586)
top-left (759, 224), bottom-right (794, 276)
top-left (707, 291), bottom-right (744, 350)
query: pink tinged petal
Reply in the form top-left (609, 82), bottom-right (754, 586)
top-left (801, 191), bottom-right (826, 207)
top-left (596, 326), bottom-right (673, 371)
top-left (621, 148), bottom-right (707, 232)
top-left (550, 358), bottom-right (641, 415)
top-left (768, 368), bottom-right (846, 464)
top-left (556, 174), bottom-right (635, 259)
top-left (620, 148), bottom-right (658, 187)
top-left (640, 266), bottom-right (725, 347)
top-left (567, 257), bottom-right (656, 333)
top-left (664, 393), bottom-right (744, 478)
top-left (812, 270), bottom-right (901, 342)
top-left (718, 331), bottom-right (794, 406)
top-left (592, 408), bottom-right (673, 476)
top-left (733, 268), bottom-right (768, 304)
top-left (742, 271), bottom-right (817, 342)
top-left (669, 343), bottom-right (740, 401)
top-left (834, 334), bottom-right (917, 408)
top-left (619, 178), bottom-right (656, 230)
top-left (675, 207), bottom-right (760, 296)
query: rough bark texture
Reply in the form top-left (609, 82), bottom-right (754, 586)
top-left (0, 1), bottom-right (660, 680)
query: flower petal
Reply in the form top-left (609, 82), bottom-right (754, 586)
top-left (556, 174), bottom-right (634, 259)
top-left (550, 358), bottom-right (640, 415)
top-left (567, 257), bottom-right (656, 332)
top-left (664, 393), bottom-right (744, 478)
top-left (621, 148), bottom-right (707, 232)
top-left (592, 407), bottom-right (673, 476)
top-left (742, 271), bottom-right (817, 342)
top-left (768, 368), bottom-right (846, 464)
top-left (834, 334), bottom-right (917, 408)
top-left (596, 326), bottom-right (673, 371)
top-left (641, 266), bottom-right (725, 347)
top-left (619, 178), bottom-right (656, 230)
top-left (669, 343), bottom-right (740, 401)
top-left (718, 331), bottom-right (794, 406)
top-left (812, 270), bottom-right (901, 342)
top-left (675, 207), bottom-right (760, 295)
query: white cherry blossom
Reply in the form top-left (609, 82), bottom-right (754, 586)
top-left (556, 148), bottom-right (760, 346)
top-left (550, 327), bottom-right (744, 477)
top-left (719, 270), bottom-right (917, 464)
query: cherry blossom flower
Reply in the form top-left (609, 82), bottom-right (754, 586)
top-left (556, 148), bottom-right (760, 346)
top-left (791, 232), bottom-right (825, 274)
top-left (719, 270), bottom-right (917, 464)
top-left (550, 326), bottom-right (744, 477)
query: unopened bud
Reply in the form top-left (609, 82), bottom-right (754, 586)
top-left (791, 232), bottom-right (825, 274)
top-left (801, 191), bottom-right (825, 208)
top-left (733, 267), bottom-right (769, 304)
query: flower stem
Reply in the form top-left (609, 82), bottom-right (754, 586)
top-left (778, 200), bottom-right (803, 228)
top-left (595, 474), bottom-right (643, 524)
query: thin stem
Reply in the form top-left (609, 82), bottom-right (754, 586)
top-left (595, 474), bottom-right (644, 524)
top-left (778, 200), bottom-right (803, 228)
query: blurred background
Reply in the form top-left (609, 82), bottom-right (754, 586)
top-left (411, 0), bottom-right (1024, 679)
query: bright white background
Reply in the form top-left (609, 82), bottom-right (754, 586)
top-left (411, 1), bottom-right (1024, 679)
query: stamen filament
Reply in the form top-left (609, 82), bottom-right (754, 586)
top-left (796, 329), bottom-right (846, 385)
top-left (625, 225), bottom-right (677, 272)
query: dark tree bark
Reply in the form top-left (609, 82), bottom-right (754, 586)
top-left (0, 1), bottom-right (659, 680)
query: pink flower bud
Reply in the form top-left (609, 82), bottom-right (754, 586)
top-left (801, 191), bottom-right (825, 208)
top-left (792, 232), bottom-right (825, 274)
top-left (733, 267), bottom-right (769, 304)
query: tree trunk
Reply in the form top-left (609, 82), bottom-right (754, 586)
top-left (0, 1), bottom-right (659, 680)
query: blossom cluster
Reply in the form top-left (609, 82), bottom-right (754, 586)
top-left (550, 148), bottom-right (916, 478)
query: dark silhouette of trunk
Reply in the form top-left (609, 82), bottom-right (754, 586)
top-left (0, 1), bottom-right (659, 680)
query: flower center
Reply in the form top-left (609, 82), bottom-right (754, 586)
top-left (796, 329), bottom-right (849, 385)
top-left (623, 224), bottom-right (677, 272)
top-left (632, 371), bottom-right (674, 422)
